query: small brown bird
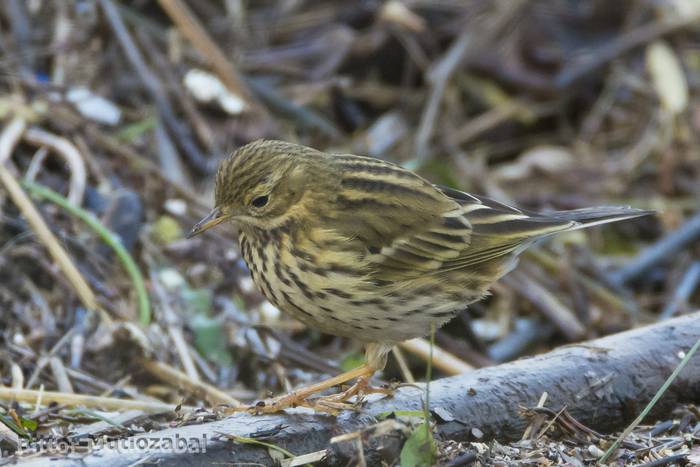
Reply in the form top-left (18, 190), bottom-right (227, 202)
top-left (189, 140), bottom-right (649, 413)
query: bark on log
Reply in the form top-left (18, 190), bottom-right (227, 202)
top-left (16, 312), bottom-right (700, 466)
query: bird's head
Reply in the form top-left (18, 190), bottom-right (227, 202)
top-left (188, 140), bottom-right (326, 237)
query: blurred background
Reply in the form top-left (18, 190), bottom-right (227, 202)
top-left (0, 0), bottom-right (698, 453)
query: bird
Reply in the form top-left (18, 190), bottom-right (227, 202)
top-left (188, 139), bottom-right (650, 413)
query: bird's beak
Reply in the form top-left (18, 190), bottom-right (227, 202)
top-left (187, 207), bottom-right (228, 238)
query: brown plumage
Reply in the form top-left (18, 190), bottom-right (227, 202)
top-left (190, 139), bottom-right (651, 413)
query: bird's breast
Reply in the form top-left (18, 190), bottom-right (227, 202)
top-left (237, 228), bottom-right (477, 343)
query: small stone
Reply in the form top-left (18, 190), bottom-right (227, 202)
top-left (13, 333), bottom-right (25, 346)
top-left (588, 444), bottom-right (605, 458)
top-left (159, 268), bottom-right (185, 289)
top-left (225, 248), bottom-right (238, 261)
top-left (184, 68), bottom-right (248, 115)
top-left (164, 198), bottom-right (187, 216)
top-left (66, 86), bottom-right (121, 125)
top-left (259, 301), bottom-right (280, 323)
top-left (240, 276), bottom-right (256, 294)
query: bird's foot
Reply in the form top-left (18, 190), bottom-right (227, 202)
top-left (312, 376), bottom-right (395, 412)
top-left (244, 377), bottom-right (393, 414)
top-left (224, 364), bottom-right (393, 415)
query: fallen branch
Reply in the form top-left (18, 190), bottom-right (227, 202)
top-left (15, 312), bottom-right (700, 466)
top-left (601, 312), bottom-right (700, 462)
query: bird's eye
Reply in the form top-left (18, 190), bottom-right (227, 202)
top-left (251, 195), bottom-right (269, 208)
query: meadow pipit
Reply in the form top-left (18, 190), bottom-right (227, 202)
top-left (189, 140), bottom-right (650, 413)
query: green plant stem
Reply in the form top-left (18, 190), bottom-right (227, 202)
top-left (426, 324), bottom-right (434, 418)
top-left (599, 335), bottom-right (700, 463)
top-left (22, 180), bottom-right (151, 325)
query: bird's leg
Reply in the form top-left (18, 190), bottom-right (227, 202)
top-left (313, 373), bottom-right (395, 411)
top-left (238, 363), bottom-right (376, 414)
top-left (234, 343), bottom-right (394, 415)
top-left (318, 343), bottom-right (395, 406)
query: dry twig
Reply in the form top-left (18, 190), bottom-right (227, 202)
top-left (23, 127), bottom-right (87, 205)
top-left (0, 117), bottom-right (101, 316)
top-left (139, 358), bottom-right (241, 407)
top-left (0, 387), bottom-right (186, 413)
top-left (399, 338), bottom-right (473, 375)
top-left (157, 0), bottom-right (263, 118)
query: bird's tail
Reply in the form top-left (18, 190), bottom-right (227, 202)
top-left (546, 206), bottom-right (653, 230)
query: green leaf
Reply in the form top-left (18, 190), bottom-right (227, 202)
top-left (190, 313), bottom-right (232, 366)
top-left (340, 351), bottom-right (365, 372)
top-left (182, 288), bottom-right (213, 317)
top-left (400, 422), bottom-right (436, 467)
top-left (151, 215), bottom-right (183, 244)
top-left (115, 115), bottom-right (157, 142)
top-left (420, 159), bottom-right (461, 188)
top-left (182, 288), bottom-right (233, 365)
top-left (0, 412), bottom-right (33, 438)
top-left (597, 229), bottom-right (641, 255)
top-left (19, 417), bottom-right (37, 432)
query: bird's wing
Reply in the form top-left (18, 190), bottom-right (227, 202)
top-left (325, 155), bottom-right (575, 281)
top-left (434, 187), bottom-right (575, 273)
top-left (324, 156), bottom-right (470, 280)
top-left (371, 185), bottom-right (575, 279)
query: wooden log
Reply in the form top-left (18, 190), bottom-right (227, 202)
top-left (15, 312), bottom-right (700, 466)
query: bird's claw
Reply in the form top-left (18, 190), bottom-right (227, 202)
top-left (227, 377), bottom-right (394, 415)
